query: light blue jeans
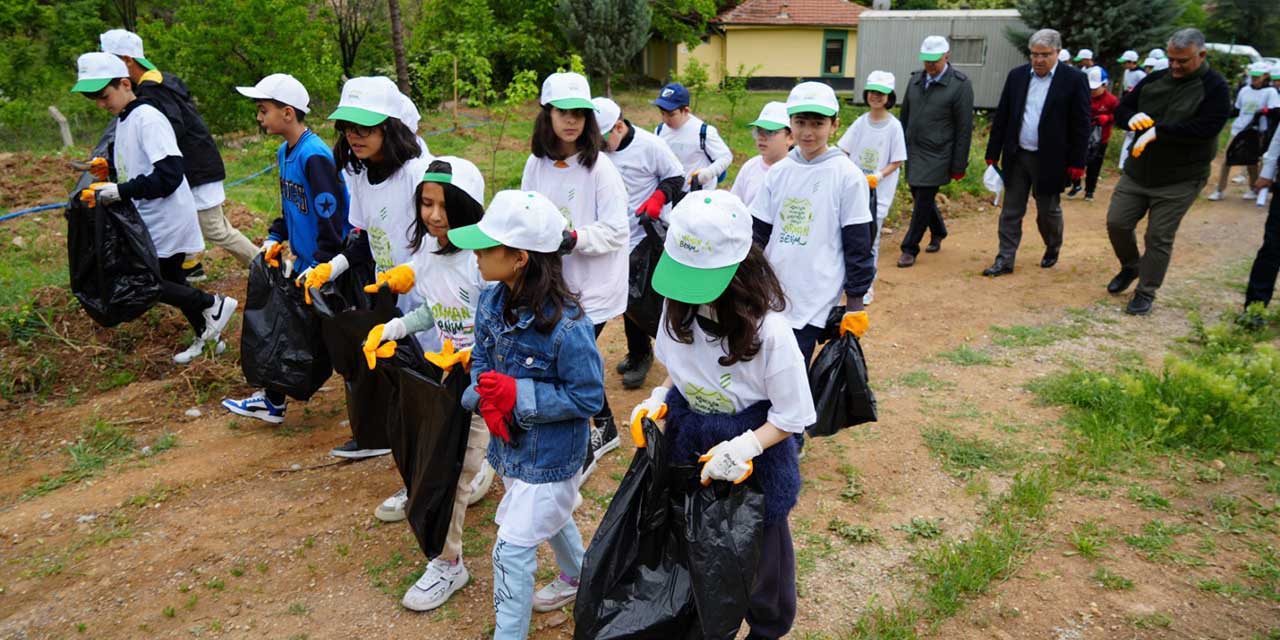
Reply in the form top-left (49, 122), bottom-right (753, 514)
top-left (491, 518), bottom-right (585, 640)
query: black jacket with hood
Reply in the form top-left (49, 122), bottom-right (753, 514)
top-left (133, 70), bottom-right (226, 188)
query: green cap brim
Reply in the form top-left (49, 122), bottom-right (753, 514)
top-left (135, 57), bottom-right (156, 71)
top-left (71, 77), bottom-right (113, 93)
top-left (866, 83), bottom-right (893, 95)
top-left (327, 105), bottom-right (389, 126)
top-left (1249, 71), bottom-right (1267, 77)
top-left (1074, 56), bottom-right (1086, 62)
top-left (787, 104), bottom-right (837, 117)
top-left (748, 119), bottom-right (787, 131)
top-left (548, 97), bottom-right (596, 111)
top-left (919, 52), bottom-right (944, 62)
top-left (422, 172), bottom-right (453, 185)
top-left (447, 224), bottom-right (501, 250)
top-left (651, 252), bottom-right (739, 304)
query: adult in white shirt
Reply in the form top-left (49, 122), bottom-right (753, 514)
top-left (1209, 61), bottom-right (1280, 201)
top-left (652, 82), bottom-right (734, 191)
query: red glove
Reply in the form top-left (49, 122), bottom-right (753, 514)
top-left (1066, 167), bottom-right (1085, 181)
top-left (477, 371), bottom-right (518, 444)
top-left (985, 159), bottom-right (996, 166)
top-left (636, 190), bottom-right (666, 219)
top-left (950, 172), bottom-right (965, 181)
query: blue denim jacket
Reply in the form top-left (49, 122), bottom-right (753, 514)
top-left (462, 284), bottom-right (604, 484)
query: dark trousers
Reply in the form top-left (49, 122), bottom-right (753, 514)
top-left (900, 185), bottom-right (947, 256)
top-left (792, 324), bottom-right (824, 365)
top-left (1106, 175), bottom-right (1204, 297)
top-left (592, 323), bottom-right (612, 420)
top-left (622, 315), bottom-right (652, 359)
top-left (744, 519), bottom-right (797, 639)
top-left (1246, 192), bottom-right (1280, 307)
top-left (1084, 151), bottom-right (1105, 196)
top-left (997, 149), bottom-right (1064, 263)
top-left (158, 253), bottom-right (214, 336)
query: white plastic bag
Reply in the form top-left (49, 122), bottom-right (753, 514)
top-left (983, 165), bottom-right (1004, 206)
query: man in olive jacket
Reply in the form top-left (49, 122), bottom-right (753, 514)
top-left (897, 35), bottom-right (975, 268)
top-left (1106, 28), bottom-right (1230, 315)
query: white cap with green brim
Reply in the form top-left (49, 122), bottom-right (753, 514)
top-left (1074, 48), bottom-right (1094, 62)
top-left (864, 70), bottom-right (896, 95)
top-left (1148, 48), bottom-right (1166, 60)
top-left (540, 72), bottom-right (595, 111)
top-left (786, 81), bottom-right (839, 117)
top-left (1142, 57), bottom-right (1158, 68)
top-left (748, 101), bottom-right (789, 130)
top-left (71, 52), bottom-right (128, 93)
top-left (1152, 58), bottom-right (1169, 71)
top-left (1248, 61), bottom-right (1272, 77)
top-left (652, 190), bottom-right (753, 305)
top-left (398, 92), bottom-right (421, 132)
top-left (236, 73), bottom-right (311, 113)
top-left (328, 76), bottom-right (400, 126)
top-left (448, 190), bottom-right (566, 253)
top-left (99, 29), bottom-right (156, 71)
top-left (1118, 50), bottom-right (1139, 63)
top-left (592, 97), bottom-right (621, 134)
top-left (919, 35), bottom-right (949, 62)
top-left (421, 156), bottom-right (486, 209)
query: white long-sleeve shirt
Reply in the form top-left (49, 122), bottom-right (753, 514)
top-left (657, 115), bottom-right (733, 190)
top-left (1262, 124), bottom-right (1280, 182)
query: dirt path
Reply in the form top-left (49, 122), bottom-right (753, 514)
top-left (1, 170), bottom-right (1274, 639)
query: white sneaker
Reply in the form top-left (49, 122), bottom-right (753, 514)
top-left (1207, 191), bottom-right (1223, 201)
top-left (375, 487), bottom-right (408, 522)
top-left (1244, 190), bottom-right (1258, 200)
top-left (173, 338), bottom-right (226, 364)
top-left (532, 574), bottom-right (579, 612)
top-left (1233, 174), bottom-right (1247, 184)
top-left (862, 289), bottom-right (875, 306)
top-left (401, 557), bottom-right (468, 612)
top-left (200, 295), bottom-right (238, 343)
top-left (466, 460), bottom-right (495, 507)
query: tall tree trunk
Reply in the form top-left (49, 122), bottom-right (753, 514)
top-left (387, 0), bottom-right (410, 93)
top-left (604, 75), bottom-right (613, 98)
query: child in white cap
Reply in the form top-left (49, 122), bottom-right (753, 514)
top-left (1118, 49), bottom-right (1147, 93)
top-left (752, 81), bottom-right (873, 365)
top-left (449, 190), bottom-right (605, 639)
top-left (521, 72), bottom-right (629, 480)
top-left (222, 73), bottom-right (349, 425)
top-left (629, 189), bottom-right (815, 639)
top-left (732, 101), bottom-right (794, 207)
top-left (71, 52), bottom-right (238, 364)
top-left (591, 96), bottom-right (685, 393)
top-left (1209, 61), bottom-right (1280, 201)
top-left (837, 70), bottom-right (907, 304)
top-left (359, 156), bottom-right (497, 612)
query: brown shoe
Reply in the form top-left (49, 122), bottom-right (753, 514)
top-left (925, 239), bottom-right (943, 253)
top-left (897, 252), bottom-right (916, 268)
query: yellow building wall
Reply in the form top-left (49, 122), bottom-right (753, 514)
top-left (643, 27), bottom-right (858, 82)
top-left (676, 33), bottom-right (726, 85)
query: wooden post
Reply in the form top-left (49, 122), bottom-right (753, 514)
top-left (48, 106), bottom-right (74, 148)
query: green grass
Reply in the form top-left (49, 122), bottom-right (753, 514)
top-left (0, 217), bottom-right (70, 310)
top-left (1127, 484), bottom-right (1171, 511)
top-left (893, 517), bottom-right (944, 542)
top-left (938, 344), bottom-right (992, 366)
top-left (1068, 520), bottom-right (1112, 560)
top-left (921, 428), bottom-right (1016, 478)
top-left (828, 518), bottom-right (882, 545)
top-left (1131, 612), bottom-right (1172, 629)
top-left (1092, 567), bottom-right (1134, 590)
top-left (991, 320), bottom-right (1086, 348)
top-left (838, 463), bottom-right (865, 503)
top-left (896, 370), bottom-right (954, 391)
top-left (23, 417), bottom-right (136, 499)
top-left (1124, 519), bottom-right (1192, 560)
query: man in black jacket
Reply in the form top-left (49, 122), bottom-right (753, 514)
top-left (982, 28), bottom-right (1090, 276)
top-left (1106, 28), bottom-right (1230, 315)
top-left (100, 29), bottom-right (257, 274)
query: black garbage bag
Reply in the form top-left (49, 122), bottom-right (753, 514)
top-left (389, 364), bottom-right (471, 558)
top-left (807, 330), bottom-right (877, 438)
top-left (625, 217), bottom-right (668, 339)
top-left (1226, 114), bottom-right (1264, 166)
top-left (574, 421), bottom-right (767, 640)
top-left (64, 194), bottom-right (163, 328)
top-left (239, 254), bottom-right (332, 401)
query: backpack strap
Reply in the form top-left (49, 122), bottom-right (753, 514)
top-left (699, 122), bottom-right (711, 164)
top-left (655, 123), bottom-right (664, 136)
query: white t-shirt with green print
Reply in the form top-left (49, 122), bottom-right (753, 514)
top-left (655, 308), bottom-right (816, 434)
top-left (406, 237), bottom-right (488, 351)
top-left (346, 154), bottom-right (433, 315)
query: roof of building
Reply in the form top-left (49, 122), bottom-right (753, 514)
top-left (715, 0), bottom-right (866, 27)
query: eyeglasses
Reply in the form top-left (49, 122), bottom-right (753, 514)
top-left (753, 127), bottom-right (785, 139)
top-left (336, 121), bottom-right (377, 138)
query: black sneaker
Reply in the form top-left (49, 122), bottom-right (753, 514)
top-left (1067, 184), bottom-right (1083, 198)
top-left (621, 353), bottom-right (653, 390)
top-left (183, 262), bottom-right (207, 283)
top-left (329, 439), bottom-right (392, 460)
top-left (1124, 292), bottom-right (1154, 316)
top-left (1083, 192), bottom-right (1094, 202)
top-left (581, 416), bottom-right (620, 481)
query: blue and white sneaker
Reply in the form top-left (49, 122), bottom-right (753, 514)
top-left (222, 390), bottom-right (286, 424)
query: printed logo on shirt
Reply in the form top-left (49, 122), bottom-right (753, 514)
top-left (683, 382), bottom-right (734, 415)
top-left (718, 373), bottom-right (732, 389)
top-left (458, 287), bottom-right (471, 306)
top-left (430, 302), bottom-right (474, 343)
top-left (558, 206), bottom-right (575, 230)
top-left (282, 179), bottom-right (309, 215)
top-left (368, 226), bottom-right (393, 269)
top-left (777, 197), bottom-right (814, 246)
top-left (856, 148), bottom-right (881, 174)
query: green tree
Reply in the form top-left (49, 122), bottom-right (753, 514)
top-left (1008, 0), bottom-right (1180, 72)
top-left (650, 0), bottom-right (730, 48)
top-left (1204, 0), bottom-right (1280, 57)
top-left (558, 0), bottom-right (651, 97)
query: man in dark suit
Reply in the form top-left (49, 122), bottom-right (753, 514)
top-left (982, 28), bottom-right (1091, 276)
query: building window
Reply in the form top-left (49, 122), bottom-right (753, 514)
top-left (823, 30), bottom-right (848, 76)
top-left (950, 37), bottom-right (986, 65)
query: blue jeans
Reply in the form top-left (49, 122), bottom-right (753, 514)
top-left (492, 518), bottom-right (586, 640)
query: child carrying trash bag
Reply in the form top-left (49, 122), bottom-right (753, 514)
top-left (359, 156), bottom-right (496, 612)
top-left (447, 190), bottom-right (606, 640)
top-left (624, 190), bottom-right (817, 639)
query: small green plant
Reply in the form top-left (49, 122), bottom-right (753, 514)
top-left (229, 565), bottom-right (245, 578)
top-left (204, 577), bottom-right (224, 591)
top-left (894, 517), bottom-right (944, 542)
top-left (23, 417), bottom-right (137, 499)
top-left (1130, 612), bottom-right (1172, 629)
top-left (287, 602), bottom-right (310, 616)
top-left (922, 428), bottom-right (1015, 478)
top-left (838, 464), bottom-right (865, 503)
top-left (1068, 520), bottom-right (1111, 560)
top-left (719, 63), bottom-right (761, 122)
top-left (162, 606), bottom-right (175, 618)
top-left (1127, 484), bottom-right (1170, 510)
top-left (828, 518), bottom-right (881, 545)
top-left (991, 321), bottom-right (1085, 348)
top-left (675, 58), bottom-right (709, 111)
top-left (897, 370), bottom-right (953, 391)
top-left (1124, 520), bottom-right (1191, 559)
top-left (1092, 567), bottom-right (1134, 590)
top-left (938, 344), bottom-right (992, 366)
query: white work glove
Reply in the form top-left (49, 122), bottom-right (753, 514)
top-left (380, 317), bottom-right (408, 343)
top-left (628, 386), bottom-right (669, 447)
top-left (1131, 128), bottom-right (1157, 158)
top-left (698, 430), bottom-right (763, 485)
top-left (261, 239), bottom-right (278, 253)
top-left (1127, 112), bottom-right (1154, 131)
top-left (296, 254), bottom-right (349, 304)
top-left (94, 182), bottom-right (121, 205)
top-left (690, 170), bottom-right (716, 189)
